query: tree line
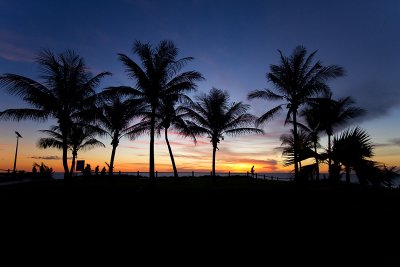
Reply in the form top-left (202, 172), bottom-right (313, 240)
top-left (0, 41), bottom-right (398, 186)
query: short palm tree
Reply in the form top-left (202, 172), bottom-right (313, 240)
top-left (332, 127), bottom-right (373, 183)
top-left (116, 40), bottom-right (204, 179)
top-left (248, 46), bottom-right (344, 181)
top-left (97, 87), bottom-right (148, 176)
top-left (182, 88), bottom-right (263, 182)
top-left (0, 49), bottom-right (110, 179)
top-left (37, 124), bottom-right (105, 175)
top-left (299, 106), bottom-right (323, 180)
top-left (280, 129), bottom-right (315, 173)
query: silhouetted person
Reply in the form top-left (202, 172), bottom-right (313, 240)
top-left (101, 166), bottom-right (106, 176)
top-left (32, 165), bottom-right (37, 175)
top-left (84, 164), bottom-right (91, 176)
top-left (251, 165), bottom-right (255, 178)
top-left (40, 163), bottom-right (45, 174)
top-left (95, 165), bottom-right (99, 175)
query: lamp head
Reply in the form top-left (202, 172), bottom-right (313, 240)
top-left (15, 131), bottom-right (22, 138)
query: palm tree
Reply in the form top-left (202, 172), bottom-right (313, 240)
top-left (0, 49), bottom-right (110, 179)
top-left (97, 87), bottom-right (148, 176)
top-left (299, 106), bottom-right (323, 180)
top-left (280, 129), bottom-right (316, 180)
top-left (37, 124), bottom-right (105, 175)
top-left (116, 40), bottom-right (204, 179)
top-left (306, 93), bottom-right (364, 178)
top-left (331, 127), bottom-right (373, 183)
top-left (182, 88), bottom-right (263, 182)
top-left (155, 95), bottom-right (197, 179)
top-left (248, 46), bottom-right (344, 181)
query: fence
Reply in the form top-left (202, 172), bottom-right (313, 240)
top-left (1, 169), bottom-right (294, 182)
top-left (107, 171), bottom-right (294, 182)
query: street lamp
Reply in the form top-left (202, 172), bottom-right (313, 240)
top-left (13, 131), bottom-right (22, 174)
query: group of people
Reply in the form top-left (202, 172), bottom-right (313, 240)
top-left (84, 164), bottom-right (107, 176)
top-left (31, 163), bottom-right (52, 174)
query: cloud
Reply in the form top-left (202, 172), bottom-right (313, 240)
top-left (374, 143), bottom-right (390, 148)
top-left (375, 138), bottom-right (400, 147)
top-left (31, 156), bottom-right (62, 160)
top-left (390, 138), bottom-right (400, 146)
top-left (123, 145), bottom-right (142, 149)
top-left (0, 42), bottom-right (35, 62)
top-left (347, 81), bottom-right (400, 120)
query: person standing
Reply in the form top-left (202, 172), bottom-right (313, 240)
top-left (84, 164), bottom-right (91, 176)
top-left (95, 165), bottom-right (99, 175)
top-left (32, 165), bottom-right (37, 174)
top-left (251, 165), bottom-right (255, 178)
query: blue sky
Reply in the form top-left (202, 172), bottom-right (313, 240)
top-left (1, 0), bottom-right (399, 172)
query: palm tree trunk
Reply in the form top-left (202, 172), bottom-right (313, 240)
top-left (212, 144), bottom-right (217, 184)
top-left (109, 144), bottom-right (117, 176)
top-left (69, 151), bottom-right (77, 175)
top-left (62, 140), bottom-right (70, 180)
top-left (328, 134), bottom-right (332, 179)
top-left (314, 142), bottom-right (319, 181)
top-left (165, 128), bottom-right (178, 179)
top-left (345, 166), bottom-right (350, 183)
top-left (149, 107), bottom-right (156, 180)
top-left (292, 110), bottom-right (300, 181)
top-left (109, 136), bottom-right (119, 176)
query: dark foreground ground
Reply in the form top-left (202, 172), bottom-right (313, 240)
top-left (1, 175), bottom-right (399, 264)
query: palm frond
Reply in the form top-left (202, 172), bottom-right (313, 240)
top-left (0, 108), bottom-right (49, 122)
top-left (256, 105), bottom-right (283, 126)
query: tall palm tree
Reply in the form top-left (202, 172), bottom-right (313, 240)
top-left (37, 124), bottom-right (105, 175)
top-left (97, 87), bottom-right (148, 176)
top-left (155, 95), bottom-right (197, 179)
top-left (306, 93), bottom-right (364, 178)
top-left (182, 88), bottom-right (263, 182)
top-left (332, 127), bottom-right (373, 183)
top-left (0, 49), bottom-right (110, 179)
top-left (248, 46), bottom-right (344, 180)
top-left (116, 40), bottom-right (204, 179)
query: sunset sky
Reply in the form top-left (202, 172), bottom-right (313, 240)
top-left (0, 0), bottom-right (399, 174)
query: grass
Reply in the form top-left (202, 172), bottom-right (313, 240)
top-left (1, 175), bottom-right (399, 262)
top-left (2, 175), bottom-right (399, 218)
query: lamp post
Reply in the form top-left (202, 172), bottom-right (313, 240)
top-left (13, 131), bottom-right (22, 174)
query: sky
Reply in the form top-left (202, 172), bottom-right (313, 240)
top-left (0, 0), bottom-right (399, 174)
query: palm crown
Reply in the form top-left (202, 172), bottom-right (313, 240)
top-left (248, 45), bottom-right (344, 180)
top-left (182, 88), bottom-right (263, 179)
top-left (116, 40), bottom-right (204, 179)
top-left (0, 49), bottom-right (110, 179)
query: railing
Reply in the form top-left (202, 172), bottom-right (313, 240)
top-left (1, 169), bottom-right (294, 182)
top-left (103, 171), bottom-right (294, 182)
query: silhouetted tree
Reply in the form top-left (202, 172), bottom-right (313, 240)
top-left (248, 46), bottom-right (344, 181)
top-left (156, 95), bottom-right (196, 179)
top-left (306, 93), bottom-right (364, 178)
top-left (97, 87), bottom-right (148, 176)
top-left (280, 129), bottom-right (316, 181)
top-left (116, 40), bottom-right (204, 179)
top-left (331, 127), bottom-right (373, 183)
top-left (0, 49), bottom-right (110, 180)
top-left (182, 88), bottom-right (263, 182)
top-left (298, 109), bottom-right (322, 180)
top-left (37, 124), bottom-right (105, 174)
